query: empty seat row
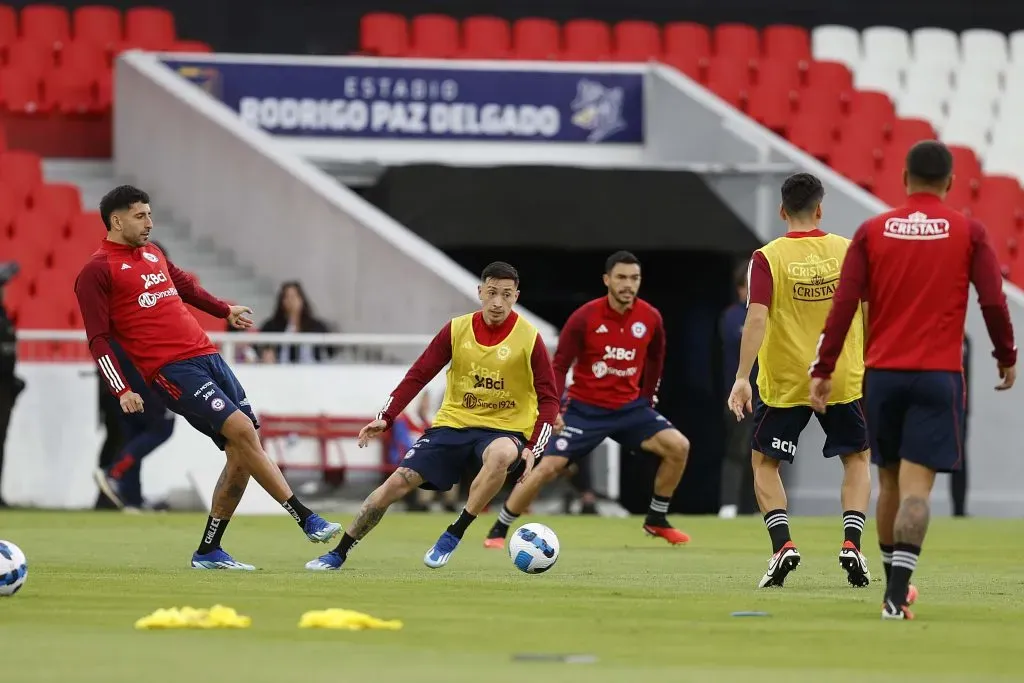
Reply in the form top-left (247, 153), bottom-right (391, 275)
top-left (362, 13), bottom-right (814, 62)
top-left (0, 5), bottom-right (178, 51)
top-left (813, 25), bottom-right (1021, 70)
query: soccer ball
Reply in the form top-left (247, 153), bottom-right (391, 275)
top-left (0, 540), bottom-right (27, 596)
top-left (508, 523), bottom-right (559, 574)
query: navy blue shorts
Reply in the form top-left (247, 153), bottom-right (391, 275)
top-left (150, 353), bottom-right (259, 451)
top-left (402, 427), bottom-right (525, 491)
top-left (751, 398), bottom-right (868, 463)
top-left (864, 369), bottom-right (965, 473)
top-left (546, 397), bottom-right (674, 462)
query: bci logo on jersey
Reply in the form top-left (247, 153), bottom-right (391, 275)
top-left (603, 346), bottom-right (636, 361)
top-left (141, 272), bottom-right (168, 289)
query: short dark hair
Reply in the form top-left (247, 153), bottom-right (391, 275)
top-left (780, 173), bottom-right (825, 216)
top-left (481, 261), bottom-right (519, 287)
top-left (99, 185), bottom-right (150, 230)
top-left (605, 250), bottom-right (640, 274)
top-left (906, 140), bottom-right (953, 186)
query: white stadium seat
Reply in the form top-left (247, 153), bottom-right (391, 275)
top-left (1009, 30), bottom-right (1024, 66)
top-left (945, 97), bottom-right (997, 128)
top-left (952, 66), bottom-right (1002, 114)
top-left (982, 147), bottom-right (1024, 182)
top-left (961, 28), bottom-right (1008, 69)
top-left (854, 59), bottom-right (904, 100)
top-left (897, 89), bottom-right (947, 124)
top-left (904, 60), bottom-right (955, 95)
top-left (862, 26), bottom-right (911, 69)
top-left (997, 83), bottom-right (1024, 116)
top-left (911, 27), bottom-right (960, 66)
top-left (940, 110), bottom-right (991, 150)
top-left (811, 24), bottom-right (861, 69)
top-left (988, 118), bottom-right (1024, 153)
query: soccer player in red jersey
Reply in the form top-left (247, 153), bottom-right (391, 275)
top-left (484, 251), bottom-right (692, 547)
top-left (810, 142), bottom-right (1017, 619)
top-left (75, 185), bottom-right (342, 570)
top-left (306, 262), bottom-right (559, 571)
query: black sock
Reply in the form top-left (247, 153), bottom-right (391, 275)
top-left (886, 542), bottom-right (920, 605)
top-left (446, 508), bottom-right (477, 539)
top-left (197, 516), bottom-right (229, 555)
top-left (646, 494), bottom-right (671, 524)
top-left (764, 509), bottom-right (792, 553)
top-left (281, 495), bottom-right (312, 526)
top-left (488, 505), bottom-right (519, 538)
top-left (334, 532), bottom-right (358, 557)
top-left (843, 510), bottom-right (866, 549)
top-left (879, 543), bottom-right (894, 583)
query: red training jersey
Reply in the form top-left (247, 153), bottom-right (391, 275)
top-left (75, 240), bottom-right (231, 395)
top-left (376, 311), bottom-right (560, 450)
top-left (554, 297), bottom-right (666, 410)
top-left (812, 193), bottom-right (1016, 377)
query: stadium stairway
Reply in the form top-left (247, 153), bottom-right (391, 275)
top-left (41, 159), bottom-right (276, 324)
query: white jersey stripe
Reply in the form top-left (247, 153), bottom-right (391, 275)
top-left (98, 355), bottom-right (125, 392)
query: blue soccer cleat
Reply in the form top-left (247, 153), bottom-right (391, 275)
top-left (306, 550), bottom-right (345, 571)
top-left (303, 514), bottom-right (342, 543)
top-left (423, 531), bottom-right (461, 569)
top-left (191, 548), bottom-right (256, 570)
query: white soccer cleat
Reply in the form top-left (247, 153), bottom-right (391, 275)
top-left (839, 541), bottom-right (872, 587)
top-left (758, 542), bottom-right (801, 588)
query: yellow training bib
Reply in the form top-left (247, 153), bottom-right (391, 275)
top-left (432, 313), bottom-right (540, 439)
top-left (756, 232), bottom-right (864, 407)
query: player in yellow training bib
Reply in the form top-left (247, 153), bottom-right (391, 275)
top-left (304, 261), bottom-right (560, 572)
top-left (727, 173), bottom-right (871, 591)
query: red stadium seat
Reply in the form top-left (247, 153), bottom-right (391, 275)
top-left (73, 5), bottom-right (121, 50)
top-left (706, 57), bottom-right (752, 108)
top-left (95, 70), bottom-right (111, 110)
top-left (57, 39), bottom-right (105, 74)
top-left (787, 117), bottom-right (836, 162)
top-left (804, 60), bottom-right (853, 92)
top-left (0, 183), bottom-right (19, 233)
top-left (1, 267), bottom-right (28, 314)
top-left (45, 67), bottom-right (98, 113)
top-left (795, 87), bottom-right (844, 131)
top-left (836, 117), bottom-right (887, 158)
top-left (11, 210), bottom-right (62, 260)
top-left (664, 22), bottom-right (710, 59)
top-left (410, 14), bottom-right (459, 59)
top-left (660, 51), bottom-right (704, 81)
top-left (948, 145), bottom-right (983, 191)
top-left (31, 183), bottom-right (81, 230)
top-left (359, 12), bottom-right (408, 57)
top-left (872, 171), bottom-right (907, 206)
top-left (124, 6), bottom-right (175, 51)
top-left (886, 117), bottom-right (937, 160)
top-left (49, 236), bottom-right (94, 274)
top-left (713, 23), bottom-right (759, 63)
top-left (945, 177), bottom-right (974, 214)
top-left (755, 57), bottom-right (801, 92)
top-left (13, 302), bottom-right (74, 329)
top-left (70, 210), bottom-right (105, 236)
top-left (0, 5), bottom-right (15, 49)
top-left (0, 151), bottom-right (43, 204)
top-left (976, 176), bottom-right (1024, 227)
top-left (6, 39), bottom-right (56, 76)
top-left (762, 24), bottom-right (811, 64)
top-left (461, 16), bottom-right (510, 59)
top-left (831, 142), bottom-right (880, 190)
top-left (0, 68), bottom-right (44, 114)
top-left (20, 5), bottom-right (70, 51)
top-left (846, 91), bottom-right (896, 132)
top-left (563, 19), bottom-right (612, 61)
top-left (747, 85), bottom-right (794, 135)
top-left (512, 18), bottom-right (560, 60)
top-left (170, 40), bottom-right (212, 53)
top-left (613, 20), bottom-right (661, 61)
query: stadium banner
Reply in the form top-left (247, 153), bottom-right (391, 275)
top-left (159, 58), bottom-right (645, 143)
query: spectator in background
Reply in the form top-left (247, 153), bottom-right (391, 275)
top-left (719, 262), bottom-right (758, 519)
top-left (259, 281), bottom-right (333, 363)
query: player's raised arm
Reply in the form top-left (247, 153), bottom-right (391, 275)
top-left (165, 257), bottom-right (231, 318)
top-left (967, 219), bottom-right (1018, 377)
top-left (377, 322), bottom-right (455, 429)
top-left (74, 259), bottom-right (132, 397)
top-left (551, 307), bottom-right (587, 398)
top-left (641, 312), bottom-right (666, 405)
top-left (811, 225), bottom-right (870, 382)
top-left (527, 333), bottom-right (559, 452)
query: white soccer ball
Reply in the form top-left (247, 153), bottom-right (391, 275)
top-left (0, 540), bottom-right (27, 597)
top-left (508, 523), bottom-right (560, 574)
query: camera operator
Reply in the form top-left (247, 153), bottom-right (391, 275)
top-left (0, 262), bottom-right (25, 508)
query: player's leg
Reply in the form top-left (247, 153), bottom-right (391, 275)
top-left (484, 454), bottom-right (572, 547)
top-left (750, 402), bottom-right (808, 587)
top-left (111, 411), bottom-right (175, 509)
top-left (876, 462), bottom-right (900, 585)
top-left (484, 402), bottom-right (607, 546)
top-left (425, 431), bottom-right (523, 568)
top-left (719, 408), bottom-right (752, 519)
top-left (307, 466), bottom-right (425, 570)
top-left (191, 455), bottom-right (256, 570)
top-left (817, 399), bottom-right (871, 587)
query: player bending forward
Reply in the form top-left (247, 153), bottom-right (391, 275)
top-left (75, 185), bottom-right (341, 570)
top-left (811, 141), bottom-right (1016, 619)
top-left (728, 173), bottom-right (872, 589)
top-left (306, 261), bottom-right (559, 571)
top-left (484, 251), bottom-right (691, 547)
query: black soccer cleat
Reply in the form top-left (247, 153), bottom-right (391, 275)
top-left (839, 540), bottom-right (872, 587)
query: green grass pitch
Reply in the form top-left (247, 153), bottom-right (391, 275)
top-left (3, 511), bottom-right (1024, 682)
